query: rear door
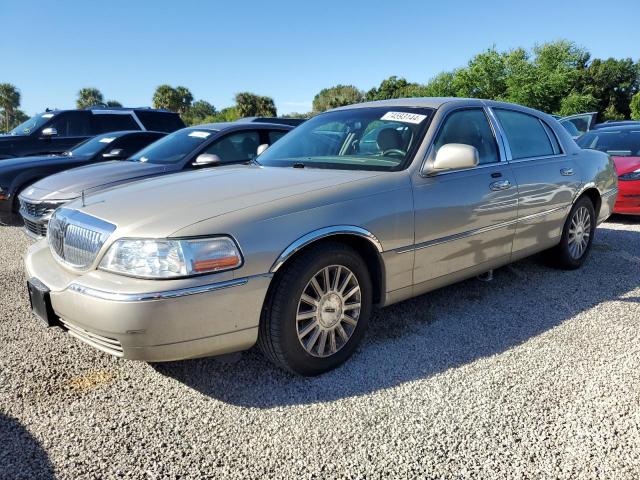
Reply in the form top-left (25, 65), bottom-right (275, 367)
top-left (492, 108), bottom-right (581, 255)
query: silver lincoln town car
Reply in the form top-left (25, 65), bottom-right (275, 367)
top-left (25, 98), bottom-right (618, 376)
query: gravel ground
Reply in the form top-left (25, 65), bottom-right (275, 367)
top-left (1, 217), bottom-right (639, 479)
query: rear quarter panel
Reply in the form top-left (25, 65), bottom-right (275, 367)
top-left (574, 148), bottom-right (618, 222)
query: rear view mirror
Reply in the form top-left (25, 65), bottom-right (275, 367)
top-left (102, 149), bottom-right (125, 159)
top-left (256, 144), bottom-right (269, 156)
top-left (41, 127), bottom-right (57, 137)
top-left (423, 143), bottom-right (479, 176)
top-left (192, 153), bottom-right (221, 167)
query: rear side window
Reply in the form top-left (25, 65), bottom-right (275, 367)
top-left (135, 111), bottom-right (185, 132)
top-left (495, 109), bottom-right (554, 160)
top-left (91, 114), bottom-right (140, 134)
top-left (433, 108), bottom-right (499, 164)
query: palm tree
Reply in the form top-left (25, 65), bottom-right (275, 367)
top-left (76, 88), bottom-right (104, 109)
top-left (0, 83), bottom-right (21, 131)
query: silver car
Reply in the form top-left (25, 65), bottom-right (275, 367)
top-left (25, 98), bottom-right (618, 376)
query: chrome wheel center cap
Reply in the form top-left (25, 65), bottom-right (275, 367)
top-left (319, 293), bottom-right (342, 328)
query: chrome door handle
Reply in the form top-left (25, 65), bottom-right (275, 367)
top-left (560, 168), bottom-right (574, 176)
top-left (490, 180), bottom-right (511, 191)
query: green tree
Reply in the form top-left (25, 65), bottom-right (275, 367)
top-left (365, 76), bottom-right (425, 101)
top-left (152, 85), bottom-right (193, 113)
top-left (181, 100), bottom-right (216, 126)
top-left (282, 111), bottom-right (313, 119)
top-left (0, 83), bottom-right (21, 131)
top-left (76, 87), bottom-right (104, 108)
top-left (235, 92), bottom-right (277, 117)
top-left (207, 106), bottom-right (240, 123)
top-left (558, 93), bottom-right (599, 116)
top-left (580, 58), bottom-right (639, 119)
top-left (312, 85), bottom-right (363, 113)
top-left (422, 71), bottom-right (458, 97)
top-left (630, 92), bottom-right (640, 120)
top-left (452, 48), bottom-right (509, 99)
top-left (106, 100), bottom-right (122, 107)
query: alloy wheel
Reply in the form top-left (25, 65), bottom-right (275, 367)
top-left (567, 206), bottom-right (592, 259)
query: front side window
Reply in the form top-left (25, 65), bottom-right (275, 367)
top-left (577, 130), bottom-right (640, 156)
top-left (433, 109), bottom-right (499, 165)
top-left (129, 128), bottom-right (216, 164)
top-left (48, 111), bottom-right (91, 137)
top-left (494, 109), bottom-right (554, 160)
top-left (256, 107), bottom-right (434, 171)
top-left (203, 131), bottom-right (260, 163)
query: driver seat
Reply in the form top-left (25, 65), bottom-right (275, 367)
top-left (377, 128), bottom-right (403, 153)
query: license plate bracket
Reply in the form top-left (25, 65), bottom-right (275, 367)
top-left (27, 278), bottom-right (58, 327)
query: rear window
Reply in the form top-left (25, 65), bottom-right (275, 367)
top-left (577, 130), bottom-right (640, 156)
top-left (494, 109), bottom-right (555, 160)
top-left (135, 111), bottom-right (185, 133)
top-left (91, 113), bottom-right (140, 134)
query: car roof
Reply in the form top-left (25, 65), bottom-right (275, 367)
top-left (188, 122), bottom-right (294, 132)
top-left (41, 107), bottom-right (178, 115)
top-left (331, 97), bottom-right (549, 116)
top-left (585, 124), bottom-right (640, 133)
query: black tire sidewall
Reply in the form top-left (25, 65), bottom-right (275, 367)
top-left (274, 245), bottom-right (372, 376)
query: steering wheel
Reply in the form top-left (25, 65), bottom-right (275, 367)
top-left (382, 148), bottom-right (406, 158)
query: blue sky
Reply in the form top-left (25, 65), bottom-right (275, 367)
top-left (4, 0), bottom-right (640, 116)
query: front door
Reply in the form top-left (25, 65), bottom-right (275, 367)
top-left (411, 107), bottom-right (518, 286)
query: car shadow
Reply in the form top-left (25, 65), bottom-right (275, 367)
top-left (154, 224), bottom-right (640, 408)
top-left (0, 413), bottom-right (55, 479)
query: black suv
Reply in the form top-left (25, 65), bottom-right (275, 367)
top-left (0, 107), bottom-right (184, 159)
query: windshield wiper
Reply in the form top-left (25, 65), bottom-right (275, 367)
top-left (292, 162), bottom-right (305, 168)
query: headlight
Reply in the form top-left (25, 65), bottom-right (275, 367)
top-left (99, 236), bottom-right (243, 278)
top-left (619, 168), bottom-right (640, 181)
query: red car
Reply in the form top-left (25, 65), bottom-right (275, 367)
top-left (577, 125), bottom-right (640, 215)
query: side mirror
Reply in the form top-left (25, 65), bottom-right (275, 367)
top-left (192, 153), bottom-right (222, 167)
top-left (256, 144), bottom-right (269, 156)
top-left (41, 127), bottom-right (58, 137)
top-left (423, 143), bottom-right (479, 176)
top-left (102, 148), bottom-right (125, 159)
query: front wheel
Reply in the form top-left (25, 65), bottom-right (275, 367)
top-left (548, 196), bottom-right (596, 270)
top-left (258, 242), bottom-right (372, 376)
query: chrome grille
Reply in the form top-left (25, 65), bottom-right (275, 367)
top-left (48, 208), bottom-right (116, 269)
top-left (23, 218), bottom-right (48, 238)
top-left (20, 199), bottom-right (58, 218)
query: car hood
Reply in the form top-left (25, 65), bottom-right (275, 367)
top-left (612, 156), bottom-right (640, 176)
top-left (69, 165), bottom-right (385, 238)
top-left (23, 161), bottom-right (172, 202)
top-left (0, 153), bottom-right (80, 170)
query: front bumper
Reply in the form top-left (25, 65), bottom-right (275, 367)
top-left (614, 180), bottom-right (640, 215)
top-left (25, 240), bottom-right (271, 361)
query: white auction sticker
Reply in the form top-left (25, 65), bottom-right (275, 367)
top-left (380, 111), bottom-right (427, 124)
top-left (188, 131), bottom-right (211, 139)
top-left (99, 137), bottom-right (115, 143)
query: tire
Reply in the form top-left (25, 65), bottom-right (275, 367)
top-left (258, 241), bottom-right (373, 376)
top-left (548, 196), bottom-right (596, 270)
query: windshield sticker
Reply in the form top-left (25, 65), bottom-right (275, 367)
top-left (99, 137), bottom-right (116, 143)
top-left (381, 111), bottom-right (427, 124)
top-left (139, 156), bottom-right (149, 163)
top-left (42, 113), bottom-right (54, 118)
top-left (188, 131), bottom-right (211, 139)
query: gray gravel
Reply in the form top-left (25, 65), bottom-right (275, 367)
top-left (1, 217), bottom-right (640, 479)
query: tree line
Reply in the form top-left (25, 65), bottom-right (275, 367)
top-left (1, 40), bottom-right (639, 132)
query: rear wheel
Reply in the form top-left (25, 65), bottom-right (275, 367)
top-left (548, 196), bottom-right (596, 270)
top-left (258, 242), bottom-right (372, 376)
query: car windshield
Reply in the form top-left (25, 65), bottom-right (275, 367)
top-left (577, 130), bottom-right (640, 156)
top-left (256, 107), bottom-right (434, 171)
top-left (129, 128), bottom-right (215, 164)
top-left (7, 112), bottom-right (56, 136)
top-left (68, 134), bottom-right (119, 157)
